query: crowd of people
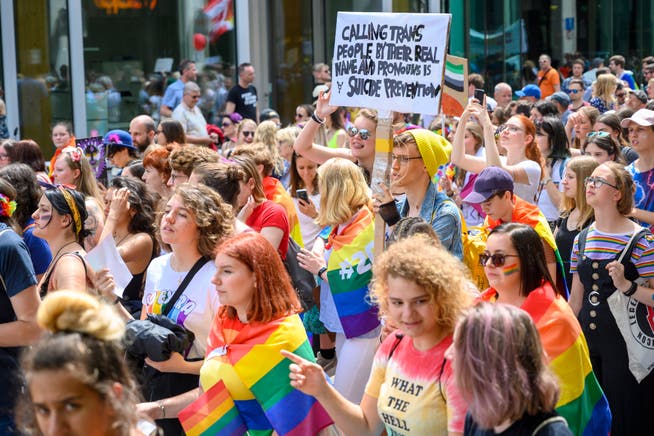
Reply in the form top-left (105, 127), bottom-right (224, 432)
top-left (0, 52), bottom-right (652, 436)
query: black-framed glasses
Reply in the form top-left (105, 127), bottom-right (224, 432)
top-left (391, 154), bottom-right (422, 165)
top-left (584, 176), bottom-right (618, 190)
top-left (586, 131), bottom-right (611, 139)
top-left (567, 89), bottom-right (581, 94)
top-left (242, 131), bottom-right (255, 137)
top-left (347, 126), bottom-right (370, 140)
top-left (479, 252), bottom-right (520, 267)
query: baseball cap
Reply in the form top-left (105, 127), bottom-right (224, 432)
top-left (515, 84), bottom-right (541, 100)
top-left (463, 166), bottom-right (514, 204)
top-left (629, 90), bottom-right (649, 104)
top-left (620, 108), bottom-right (654, 128)
top-left (549, 91), bottom-right (571, 106)
top-left (102, 129), bottom-right (136, 150)
top-left (260, 108), bottom-right (281, 122)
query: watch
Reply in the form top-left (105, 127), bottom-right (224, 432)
top-left (317, 266), bottom-right (328, 280)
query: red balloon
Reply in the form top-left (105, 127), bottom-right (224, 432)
top-left (193, 33), bottom-right (207, 51)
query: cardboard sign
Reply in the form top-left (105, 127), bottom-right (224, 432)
top-left (330, 12), bottom-right (451, 115)
top-left (442, 55), bottom-right (468, 117)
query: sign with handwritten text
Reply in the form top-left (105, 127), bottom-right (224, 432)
top-left (330, 12), bottom-right (450, 115)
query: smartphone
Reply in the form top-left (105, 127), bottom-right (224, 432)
top-left (296, 189), bottom-right (309, 202)
top-left (474, 88), bottom-right (485, 103)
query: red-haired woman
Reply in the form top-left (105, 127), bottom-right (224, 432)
top-left (452, 101), bottom-right (543, 204)
top-left (142, 146), bottom-right (172, 207)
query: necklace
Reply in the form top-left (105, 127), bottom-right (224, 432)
top-left (113, 232), bottom-right (132, 246)
top-left (44, 240), bottom-right (78, 277)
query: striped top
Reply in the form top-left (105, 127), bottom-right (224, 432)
top-left (570, 224), bottom-right (654, 277)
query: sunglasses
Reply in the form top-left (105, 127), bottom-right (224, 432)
top-left (242, 131), bottom-right (255, 137)
top-left (584, 176), bottom-right (618, 190)
top-left (221, 121), bottom-right (232, 127)
top-left (347, 126), bottom-right (370, 140)
top-left (479, 252), bottom-right (520, 267)
top-left (586, 131), bottom-right (611, 139)
top-left (567, 89), bottom-right (581, 94)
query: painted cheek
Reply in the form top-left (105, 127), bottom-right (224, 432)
top-left (502, 263), bottom-right (520, 276)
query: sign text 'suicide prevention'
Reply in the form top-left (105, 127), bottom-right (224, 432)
top-left (330, 12), bottom-right (451, 115)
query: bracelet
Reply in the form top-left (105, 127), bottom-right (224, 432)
top-left (311, 112), bottom-right (325, 124)
top-left (317, 266), bottom-right (327, 280)
top-left (623, 281), bottom-right (638, 297)
top-left (540, 177), bottom-right (552, 186)
top-left (157, 400), bottom-right (166, 419)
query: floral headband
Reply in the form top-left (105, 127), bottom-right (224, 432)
top-left (62, 146), bottom-right (83, 163)
top-left (0, 193), bottom-right (16, 218)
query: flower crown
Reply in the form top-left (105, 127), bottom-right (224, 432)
top-left (0, 193), bottom-right (16, 218)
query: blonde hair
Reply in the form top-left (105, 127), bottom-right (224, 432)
top-left (18, 290), bottom-right (141, 435)
top-left (254, 120), bottom-right (284, 176)
top-left (560, 156), bottom-right (598, 230)
top-left (317, 158), bottom-right (371, 227)
top-left (601, 161), bottom-right (635, 216)
top-left (60, 147), bottom-right (104, 206)
top-left (370, 236), bottom-right (470, 330)
top-left (592, 74), bottom-right (617, 106)
top-left (276, 126), bottom-right (301, 146)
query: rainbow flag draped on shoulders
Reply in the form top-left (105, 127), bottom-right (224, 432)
top-left (179, 314), bottom-right (333, 436)
top-left (325, 205), bottom-right (380, 338)
top-left (485, 194), bottom-right (569, 298)
top-left (263, 176), bottom-right (304, 247)
top-left (480, 284), bottom-right (612, 435)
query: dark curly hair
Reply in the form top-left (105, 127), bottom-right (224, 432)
top-left (109, 176), bottom-right (159, 253)
top-left (0, 163), bottom-right (41, 229)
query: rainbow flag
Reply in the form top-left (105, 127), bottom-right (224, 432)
top-left (181, 314), bottom-right (333, 435)
top-left (179, 380), bottom-right (247, 436)
top-left (480, 285), bottom-right (612, 435)
top-left (263, 177), bottom-right (304, 247)
top-left (485, 194), bottom-right (569, 297)
top-left (326, 206), bottom-right (379, 338)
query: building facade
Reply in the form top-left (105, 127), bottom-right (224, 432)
top-left (0, 0), bottom-right (651, 154)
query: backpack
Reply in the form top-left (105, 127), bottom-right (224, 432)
top-left (461, 219), bottom-right (489, 291)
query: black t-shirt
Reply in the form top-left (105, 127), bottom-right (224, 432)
top-left (227, 84), bottom-right (258, 121)
top-left (464, 411), bottom-right (573, 436)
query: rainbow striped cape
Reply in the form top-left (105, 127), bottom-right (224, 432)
top-left (263, 176), bottom-right (304, 247)
top-left (485, 194), bottom-right (569, 297)
top-left (325, 206), bottom-right (379, 338)
top-left (179, 314), bottom-right (332, 436)
top-left (480, 284), bottom-right (612, 435)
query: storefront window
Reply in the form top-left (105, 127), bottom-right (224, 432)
top-left (14, 0), bottom-right (72, 149)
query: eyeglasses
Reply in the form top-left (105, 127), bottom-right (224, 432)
top-left (391, 154), bottom-right (422, 165)
top-left (584, 176), bottom-right (619, 190)
top-left (221, 121), bottom-right (232, 127)
top-left (479, 252), bottom-right (520, 267)
top-left (586, 131), bottom-right (611, 139)
top-left (568, 89), bottom-right (581, 94)
top-left (242, 131), bottom-right (255, 137)
top-left (616, 92), bottom-right (626, 98)
top-left (189, 94), bottom-right (200, 100)
top-left (347, 126), bottom-right (370, 140)
top-left (496, 124), bottom-right (523, 134)
top-left (295, 113), bottom-right (305, 119)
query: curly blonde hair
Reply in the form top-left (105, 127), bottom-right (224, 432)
top-left (169, 146), bottom-right (219, 176)
top-left (316, 158), bottom-right (371, 227)
top-left (17, 290), bottom-right (141, 435)
top-left (159, 183), bottom-right (234, 257)
top-left (370, 235), bottom-right (471, 331)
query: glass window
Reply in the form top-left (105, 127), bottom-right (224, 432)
top-left (14, 0), bottom-right (72, 148)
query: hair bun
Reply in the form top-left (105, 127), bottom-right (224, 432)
top-left (37, 290), bottom-right (124, 341)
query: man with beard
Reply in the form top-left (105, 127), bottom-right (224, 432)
top-left (129, 115), bottom-right (156, 153)
top-left (376, 129), bottom-right (463, 259)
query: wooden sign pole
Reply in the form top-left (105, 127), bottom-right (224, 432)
top-left (371, 113), bottom-right (393, 259)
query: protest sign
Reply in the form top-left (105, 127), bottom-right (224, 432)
top-left (330, 12), bottom-right (451, 115)
top-left (442, 55), bottom-right (468, 117)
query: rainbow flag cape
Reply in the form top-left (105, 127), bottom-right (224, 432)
top-left (480, 285), bottom-right (612, 436)
top-left (180, 314), bottom-right (332, 436)
top-left (263, 177), bottom-right (304, 247)
top-left (485, 194), bottom-right (569, 298)
top-left (326, 206), bottom-right (379, 338)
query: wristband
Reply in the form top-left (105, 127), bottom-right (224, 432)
top-left (622, 281), bottom-right (638, 297)
top-left (157, 400), bottom-right (166, 419)
top-left (311, 112), bottom-right (325, 124)
top-left (540, 177), bottom-right (552, 186)
top-left (317, 266), bottom-right (327, 280)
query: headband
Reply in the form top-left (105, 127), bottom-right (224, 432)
top-left (59, 187), bottom-right (82, 235)
top-left (0, 193), bottom-right (16, 218)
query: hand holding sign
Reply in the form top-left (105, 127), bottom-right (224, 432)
top-left (315, 89), bottom-right (339, 120)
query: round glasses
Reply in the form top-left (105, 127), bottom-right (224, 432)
top-left (347, 126), bottom-right (370, 140)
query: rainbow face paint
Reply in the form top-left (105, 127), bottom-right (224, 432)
top-left (502, 263), bottom-right (520, 276)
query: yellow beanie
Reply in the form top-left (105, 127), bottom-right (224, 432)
top-left (406, 129), bottom-right (452, 179)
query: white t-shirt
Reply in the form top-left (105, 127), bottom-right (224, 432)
top-left (171, 103), bottom-right (207, 138)
top-left (142, 253), bottom-right (219, 359)
top-left (502, 158), bottom-right (541, 204)
top-left (293, 192), bottom-right (322, 251)
top-left (537, 158), bottom-right (567, 221)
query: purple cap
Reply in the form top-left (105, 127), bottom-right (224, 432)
top-left (515, 84), bottom-right (541, 100)
top-left (463, 166), bottom-right (514, 204)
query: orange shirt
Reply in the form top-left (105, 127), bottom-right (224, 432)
top-left (537, 68), bottom-right (560, 99)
